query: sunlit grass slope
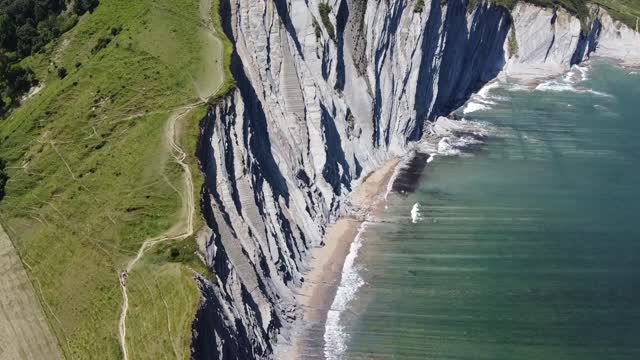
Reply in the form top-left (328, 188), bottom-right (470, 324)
top-left (0, 0), bottom-right (224, 357)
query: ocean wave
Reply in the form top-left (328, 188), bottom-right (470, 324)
top-left (462, 102), bottom-right (490, 114)
top-left (436, 135), bottom-right (484, 156)
top-left (535, 65), bottom-right (614, 97)
top-left (535, 80), bottom-right (612, 97)
top-left (576, 65), bottom-right (589, 81)
top-left (384, 163), bottom-right (403, 201)
top-left (411, 203), bottom-right (421, 223)
top-left (505, 83), bottom-right (532, 92)
top-left (563, 64), bottom-right (590, 83)
top-left (324, 221), bottom-right (369, 360)
top-left (477, 81), bottom-right (501, 98)
top-left (462, 81), bottom-right (506, 113)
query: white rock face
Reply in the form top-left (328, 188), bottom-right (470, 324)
top-left (593, 6), bottom-right (640, 66)
top-left (191, 1), bottom-right (640, 358)
top-left (505, 4), bottom-right (584, 78)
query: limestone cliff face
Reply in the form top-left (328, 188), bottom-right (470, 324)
top-left (191, 1), bottom-right (640, 358)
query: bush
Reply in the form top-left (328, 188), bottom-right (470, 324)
top-left (318, 3), bottom-right (335, 41)
top-left (110, 25), bottom-right (122, 36)
top-left (1, 58), bottom-right (37, 107)
top-left (508, 27), bottom-right (519, 58)
top-left (91, 36), bottom-right (111, 54)
top-left (57, 67), bottom-right (67, 79)
top-left (73, 0), bottom-right (99, 15)
top-left (415, 0), bottom-right (425, 12)
top-left (0, 159), bottom-right (7, 201)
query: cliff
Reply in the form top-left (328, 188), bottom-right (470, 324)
top-left (191, 0), bottom-right (640, 359)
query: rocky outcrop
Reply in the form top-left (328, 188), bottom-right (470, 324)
top-left (191, 0), bottom-right (640, 359)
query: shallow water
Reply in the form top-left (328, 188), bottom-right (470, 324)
top-left (336, 62), bottom-right (640, 359)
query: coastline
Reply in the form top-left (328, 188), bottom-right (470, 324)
top-left (285, 159), bottom-right (401, 359)
top-left (276, 60), bottom-right (634, 359)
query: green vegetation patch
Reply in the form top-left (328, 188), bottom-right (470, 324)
top-left (207, 0), bottom-right (235, 103)
top-left (0, 0), bottom-right (227, 357)
top-left (0, 0), bottom-right (99, 114)
top-left (0, 159), bottom-right (6, 200)
top-left (125, 262), bottom-right (201, 360)
top-left (508, 25), bottom-right (519, 58)
top-left (468, 0), bottom-right (640, 33)
top-left (319, 2), bottom-right (336, 41)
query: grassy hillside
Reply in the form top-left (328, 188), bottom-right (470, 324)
top-left (471, 0), bottom-right (640, 31)
top-left (0, 0), bottom-right (225, 358)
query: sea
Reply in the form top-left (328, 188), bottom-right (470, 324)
top-left (325, 61), bottom-right (640, 359)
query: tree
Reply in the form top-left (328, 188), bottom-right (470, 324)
top-left (16, 22), bottom-right (37, 56)
top-left (0, 159), bottom-right (7, 201)
top-left (57, 66), bottom-right (66, 79)
top-left (0, 0), bottom-right (100, 116)
top-left (73, 0), bottom-right (99, 15)
top-left (0, 14), bottom-right (17, 50)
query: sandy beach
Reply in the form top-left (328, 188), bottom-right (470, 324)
top-left (285, 159), bottom-right (401, 359)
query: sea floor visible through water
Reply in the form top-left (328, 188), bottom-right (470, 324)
top-left (326, 61), bottom-right (640, 360)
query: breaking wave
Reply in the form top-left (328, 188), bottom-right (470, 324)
top-left (411, 203), bottom-right (421, 223)
top-left (324, 221), bottom-right (369, 360)
top-left (535, 64), bottom-right (612, 97)
top-left (463, 102), bottom-right (490, 114)
top-left (462, 81), bottom-right (505, 114)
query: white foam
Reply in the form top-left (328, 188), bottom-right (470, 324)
top-left (324, 221), bottom-right (369, 360)
top-left (462, 81), bottom-right (507, 114)
top-left (505, 83), bottom-right (531, 92)
top-left (462, 102), bottom-right (489, 114)
top-left (384, 161), bottom-right (403, 200)
top-left (535, 80), bottom-right (612, 97)
top-left (630, 71), bottom-right (638, 75)
top-left (575, 65), bottom-right (589, 81)
top-left (427, 154), bottom-right (435, 163)
top-left (535, 81), bottom-right (576, 92)
top-left (477, 81), bottom-right (501, 98)
top-left (534, 65), bottom-right (614, 97)
top-left (411, 203), bottom-right (421, 223)
top-left (437, 137), bottom-right (458, 155)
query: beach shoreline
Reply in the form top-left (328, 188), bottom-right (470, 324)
top-left (282, 159), bottom-right (401, 359)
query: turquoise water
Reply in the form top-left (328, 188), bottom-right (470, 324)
top-left (341, 63), bottom-right (640, 359)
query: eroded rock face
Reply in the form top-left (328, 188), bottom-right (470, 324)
top-left (191, 1), bottom-right (640, 358)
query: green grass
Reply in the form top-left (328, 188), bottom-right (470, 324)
top-left (469, 0), bottom-right (640, 33)
top-left (125, 263), bottom-right (201, 359)
top-left (0, 0), bottom-right (226, 358)
top-left (508, 25), bottom-right (519, 58)
top-left (319, 2), bottom-right (336, 41)
top-left (593, 0), bottom-right (640, 29)
top-left (208, 0), bottom-right (235, 103)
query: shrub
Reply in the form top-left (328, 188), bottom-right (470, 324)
top-left (73, 0), bottom-right (100, 15)
top-left (318, 3), bottom-right (335, 41)
top-left (508, 27), bottom-right (519, 58)
top-left (91, 36), bottom-right (111, 54)
top-left (110, 25), bottom-right (122, 36)
top-left (415, 0), bottom-right (425, 12)
top-left (57, 67), bottom-right (67, 79)
top-left (0, 159), bottom-right (7, 201)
